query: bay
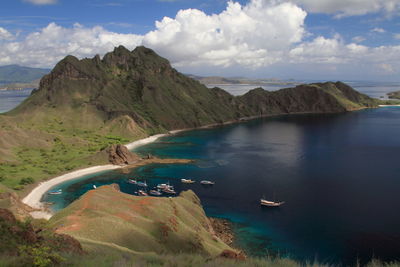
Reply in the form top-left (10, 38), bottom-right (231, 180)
top-left (44, 106), bottom-right (400, 265)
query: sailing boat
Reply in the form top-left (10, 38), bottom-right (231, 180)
top-left (260, 193), bottom-right (285, 207)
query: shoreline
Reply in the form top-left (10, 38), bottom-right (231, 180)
top-left (21, 107), bottom-right (381, 220)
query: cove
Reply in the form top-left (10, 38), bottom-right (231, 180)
top-left (44, 107), bottom-right (400, 265)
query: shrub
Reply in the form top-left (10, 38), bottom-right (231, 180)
top-left (19, 177), bottom-right (34, 185)
top-left (13, 185), bottom-right (24, 190)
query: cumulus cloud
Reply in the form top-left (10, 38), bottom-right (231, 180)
top-left (0, 0), bottom-right (400, 78)
top-left (371, 27), bottom-right (386, 33)
top-left (24, 0), bottom-right (58, 5)
top-left (0, 23), bottom-right (142, 67)
top-left (0, 27), bottom-right (14, 41)
top-left (143, 0), bottom-right (307, 67)
top-left (287, 0), bottom-right (400, 17)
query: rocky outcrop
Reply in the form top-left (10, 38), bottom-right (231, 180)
top-left (0, 192), bottom-right (35, 220)
top-left (219, 249), bottom-right (246, 260)
top-left (106, 144), bottom-right (140, 165)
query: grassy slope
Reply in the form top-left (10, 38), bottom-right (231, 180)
top-left (48, 185), bottom-right (232, 256)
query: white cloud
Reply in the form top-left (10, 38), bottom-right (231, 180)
top-left (352, 36), bottom-right (365, 43)
top-left (371, 27), bottom-right (386, 33)
top-left (0, 23), bottom-right (142, 67)
top-left (0, 0), bottom-right (400, 79)
top-left (287, 0), bottom-right (400, 17)
top-left (24, 0), bottom-right (58, 5)
top-left (393, 33), bottom-right (400, 39)
top-left (0, 27), bottom-right (14, 41)
top-left (143, 0), bottom-right (307, 67)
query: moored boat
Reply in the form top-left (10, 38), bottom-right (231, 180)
top-left (260, 199), bottom-right (285, 207)
top-left (137, 181), bottom-right (148, 187)
top-left (200, 180), bottom-right (215, 185)
top-left (181, 179), bottom-right (195, 184)
top-left (162, 188), bottom-right (176, 194)
top-left (48, 189), bottom-right (62, 195)
top-left (157, 183), bottom-right (174, 190)
top-left (128, 179), bottom-right (137, 184)
top-left (138, 190), bottom-right (148, 196)
top-left (149, 189), bottom-right (162, 196)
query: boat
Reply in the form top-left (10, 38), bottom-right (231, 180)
top-left (138, 190), bottom-right (148, 196)
top-left (48, 189), bottom-right (62, 195)
top-left (128, 179), bottom-right (137, 184)
top-left (260, 199), bottom-right (285, 207)
top-left (137, 181), bottom-right (148, 187)
top-left (200, 180), bottom-right (215, 185)
top-left (93, 185), bottom-right (97, 189)
top-left (149, 189), bottom-right (162, 196)
top-left (162, 188), bottom-right (176, 194)
top-left (181, 179), bottom-right (195, 184)
top-left (157, 183), bottom-right (174, 190)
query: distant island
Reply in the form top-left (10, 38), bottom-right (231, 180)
top-left (0, 46), bottom-right (390, 266)
top-left (388, 90), bottom-right (400, 99)
top-left (0, 64), bottom-right (49, 90)
top-left (187, 74), bottom-right (301, 86)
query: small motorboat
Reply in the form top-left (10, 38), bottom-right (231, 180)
top-left (48, 189), bottom-right (62, 195)
top-left (200, 180), bottom-right (215, 185)
top-left (138, 190), bottom-right (148, 196)
top-left (128, 179), bottom-right (137, 184)
top-left (93, 185), bottom-right (97, 189)
top-left (260, 199), bottom-right (285, 207)
top-left (149, 190), bottom-right (162, 196)
top-left (181, 179), bottom-right (195, 184)
top-left (137, 181), bottom-right (148, 187)
top-left (162, 188), bottom-right (176, 194)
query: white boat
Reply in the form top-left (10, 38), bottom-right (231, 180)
top-left (138, 190), bottom-right (148, 196)
top-left (260, 199), bottom-right (285, 207)
top-left (181, 179), bottom-right (195, 184)
top-left (93, 185), bottom-right (97, 189)
top-left (157, 183), bottom-right (174, 190)
top-left (128, 179), bottom-right (137, 184)
top-left (137, 181), bottom-right (148, 187)
top-left (48, 189), bottom-right (62, 195)
top-left (149, 190), bottom-right (162, 196)
top-left (162, 188), bottom-right (176, 194)
top-left (200, 180), bottom-right (215, 185)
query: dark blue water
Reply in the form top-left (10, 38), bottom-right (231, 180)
top-left (43, 107), bottom-right (400, 265)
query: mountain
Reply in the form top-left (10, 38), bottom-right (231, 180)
top-left (388, 90), bottom-right (400, 99)
top-left (0, 65), bottom-right (50, 84)
top-left (0, 46), bottom-right (380, 192)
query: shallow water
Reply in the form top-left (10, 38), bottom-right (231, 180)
top-left (44, 107), bottom-right (400, 265)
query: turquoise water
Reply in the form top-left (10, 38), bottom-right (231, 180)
top-left (43, 107), bottom-right (400, 265)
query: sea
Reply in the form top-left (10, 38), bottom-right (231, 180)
top-left (2, 81), bottom-right (400, 265)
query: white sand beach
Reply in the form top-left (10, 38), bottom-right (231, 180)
top-left (23, 133), bottom-right (170, 219)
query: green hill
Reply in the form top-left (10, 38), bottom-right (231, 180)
top-left (0, 65), bottom-right (50, 84)
top-left (48, 185), bottom-right (234, 256)
top-left (0, 46), bottom-right (380, 193)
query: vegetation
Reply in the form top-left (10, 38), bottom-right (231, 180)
top-left (0, 46), bottom-right (384, 195)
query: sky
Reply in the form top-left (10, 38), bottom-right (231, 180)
top-left (1, 0), bottom-right (400, 81)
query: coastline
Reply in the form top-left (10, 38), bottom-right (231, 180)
top-left (21, 107), bottom-right (381, 220)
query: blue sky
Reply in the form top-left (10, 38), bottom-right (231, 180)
top-left (1, 0), bottom-right (400, 81)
